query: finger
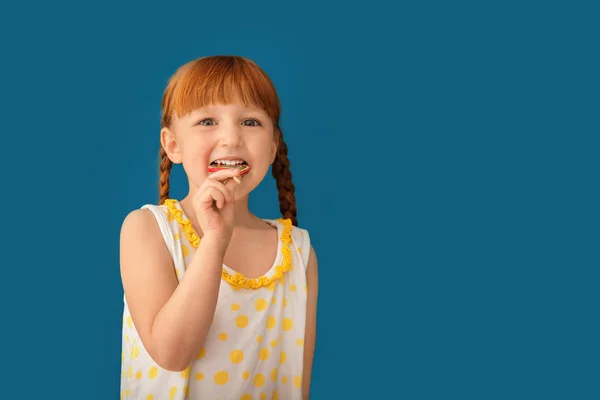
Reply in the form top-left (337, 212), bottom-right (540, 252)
top-left (203, 179), bottom-right (233, 203)
top-left (199, 186), bottom-right (225, 209)
top-left (198, 186), bottom-right (219, 206)
top-left (209, 187), bottom-right (226, 209)
top-left (216, 171), bottom-right (243, 188)
top-left (224, 175), bottom-right (242, 192)
top-left (207, 167), bottom-right (241, 182)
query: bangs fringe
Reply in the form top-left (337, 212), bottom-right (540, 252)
top-left (161, 56), bottom-right (280, 127)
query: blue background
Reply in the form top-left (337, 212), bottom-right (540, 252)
top-left (1, 1), bottom-right (598, 399)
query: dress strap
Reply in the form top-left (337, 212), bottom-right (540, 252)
top-left (141, 204), bottom-right (186, 278)
top-left (290, 226), bottom-right (311, 271)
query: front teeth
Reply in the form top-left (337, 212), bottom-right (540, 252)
top-left (212, 159), bottom-right (245, 165)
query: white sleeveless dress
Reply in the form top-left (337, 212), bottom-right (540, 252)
top-left (120, 199), bottom-right (311, 400)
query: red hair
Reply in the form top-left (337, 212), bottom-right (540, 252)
top-left (158, 55), bottom-right (298, 226)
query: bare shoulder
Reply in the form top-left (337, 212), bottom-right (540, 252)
top-left (120, 206), bottom-right (175, 280)
top-left (120, 208), bottom-right (170, 262)
top-left (120, 208), bottom-right (156, 241)
top-left (120, 207), bottom-right (161, 237)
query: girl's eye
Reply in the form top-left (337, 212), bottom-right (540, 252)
top-left (197, 118), bottom-right (262, 127)
top-left (242, 118), bottom-right (262, 127)
top-left (198, 118), bottom-right (215, 126)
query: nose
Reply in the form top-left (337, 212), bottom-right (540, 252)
top-left (218, 123), bottom-right (243, 147)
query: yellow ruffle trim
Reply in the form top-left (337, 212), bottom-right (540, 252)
top-left (163, 199), bottom-right (293, 290)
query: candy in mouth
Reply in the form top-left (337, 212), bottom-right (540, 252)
top-left (208, 160), bottom-right (251, 175)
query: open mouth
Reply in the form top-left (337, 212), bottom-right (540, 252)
top-left (208, 159), bottom-right (251, 175)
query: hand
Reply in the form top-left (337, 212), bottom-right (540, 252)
top-left (193, 168), bottom-right (242, 243)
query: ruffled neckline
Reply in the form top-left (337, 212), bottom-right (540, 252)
top-left (163, 199), bottom-right (293, 290)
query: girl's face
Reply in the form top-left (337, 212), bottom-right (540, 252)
top-left (161, 99), bottom-right (277, 199)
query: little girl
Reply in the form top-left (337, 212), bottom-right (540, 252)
top-left (119, 55), bottom-right (318, 400)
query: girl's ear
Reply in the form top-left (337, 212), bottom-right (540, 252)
top-left (160, 127), bottom-right (183, 164)
top-left (271, 132), bottom-right (279, 165)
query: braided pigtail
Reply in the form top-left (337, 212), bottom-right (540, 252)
top-left (271, 129), bottom-right (298, 226)
top-left (158, 145), bottom-right (173, 205)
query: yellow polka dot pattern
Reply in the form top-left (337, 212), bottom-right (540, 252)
top-left (148, 366), bottom-right (158, 380)
top-left (230, 350), bottom-right (244, 364)
top-left (255, 298), bottom-right (268, 311)
top-left (215, 371), bottom-right (229, 385)
top-left (259, 348), bottom-right (270, 361)
top-left (254, 373), bottom-right (266, 387)
top-left (120, 201), bottom-right (311, 399)
top-left (236, 315), bottom-right (249, 328)
top-left (180, 366), bottom-right (190, 379)
top-left (282, 318), bottom-right (293, 331)
top-left (196, 347), bottom-right (206, 360)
